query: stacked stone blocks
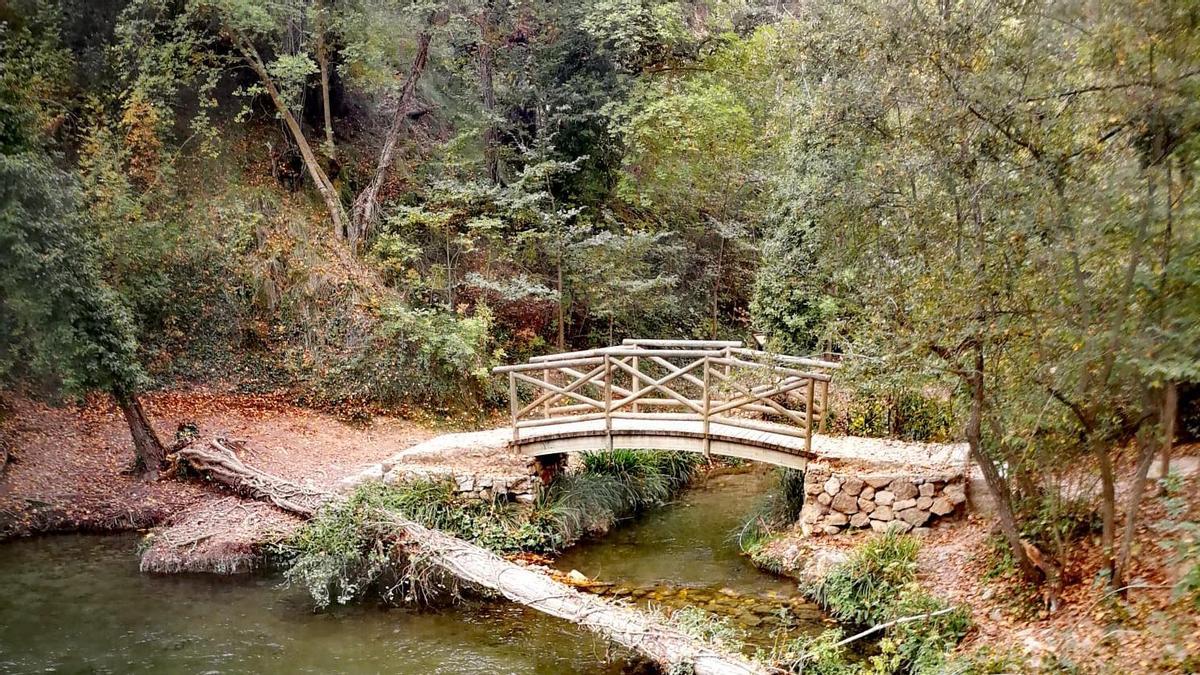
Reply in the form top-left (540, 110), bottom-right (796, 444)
top-left (799, 463), bottom-right (966, 536)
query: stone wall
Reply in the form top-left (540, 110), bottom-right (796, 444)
top-left (799, 462), bottom-right (967, 536)
top-left (345, 461), bottom-right (539, 503)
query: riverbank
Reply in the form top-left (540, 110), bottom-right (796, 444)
top-left (0, 391), bottom-right (446, 540)
top-left (748, 446), bottom-right (1200, 673)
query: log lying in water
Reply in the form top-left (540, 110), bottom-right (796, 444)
top-left (176, 439), bottom-right (768, 675)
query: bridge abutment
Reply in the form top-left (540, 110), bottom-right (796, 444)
top-left (798, 462), bottom-right (967, 536)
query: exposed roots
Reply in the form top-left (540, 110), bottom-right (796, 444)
top-left (139, 497), bottom-right (302, 574)
top-left (177, 439), bottom-right (330, 517)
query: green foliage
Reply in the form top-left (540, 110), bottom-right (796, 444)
top-left (835, 387), bottom-right (956, 443)
top-left (0, 151), bottom-right (146, 397)
top-left (537, 450), bottom-right (702, 544)
top-left (309, 303), bottom-right (499, 411)
top-left (284, 450), bottom-right (701, 607)
top-left (808, 532), bottom-right (971, 675)
top-left (0, 1), bottom-right (72, 153)
top-left (666, 606), bottom-right (745, 653)
top-left (1155, 474), bottom-right (1200, 610)
top-left (770, 628), bottom-right (853, 675)
top-left (284, 479), bottom-right (547, 607)
top-left (814, 532), bottom-right (922, 626)
top-left (737, 468), bottom-right (804, 553)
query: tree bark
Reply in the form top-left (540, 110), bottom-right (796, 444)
top-left (1158, 382), bottom-right (1178, 483)
top-left (1115, 421), bottom-right (1160, 589)
top-left (711, 234), bottom-right (724, 340)
top-left (474, 13), bottom-right (500, 185)
top-left (176, 440), bottom-right (766, 675)
top-left (233, 36), bottom-right (348, 239)
top-left (350, 29), bottom-right (433, 248)
top-left (315, 20), bottom-right (336, 160)
top-left (114, 389), bottom-right (166, 475)
top-left (963, 345), bottom-right (1038, 581)
top-left (556, 246), bottom-right (565, 350)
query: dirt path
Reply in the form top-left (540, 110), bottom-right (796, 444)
top-left (0, 391), bottom-right (436, 540)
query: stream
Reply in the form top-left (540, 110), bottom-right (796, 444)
top-left (0, 471), bottom-right (823, 673)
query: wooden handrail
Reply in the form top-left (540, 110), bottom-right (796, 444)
top-left (499, 340), bottom-right (833, 452)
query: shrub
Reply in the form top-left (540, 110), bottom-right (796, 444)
top-left (283, 480), bottom-right (552, 607)
top-left (814, 532), bottom-right (922, 625)
top-left (737, 468), bottom-right (805, 553)
top-left (667, 606), bottom-right (746, 653)
top-left (835, 388), bottom-right (956, 442)
top-left (283, 450), bottom-right (703, 608)
top-left (806, 532), bottom-right (971, 675)
top-left (770, 629), bottom-right (853, 675)
top-left (537, 450), bottom-right (702, 544)
top-left (309, 303), bottom-right (500, 412)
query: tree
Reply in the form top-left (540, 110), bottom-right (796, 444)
top-left (201, 0), bottom-right (349, 237)
top-left (350, 9), bottom-right (440, 247)
top-left (0, 152), bottom-right (167, 474)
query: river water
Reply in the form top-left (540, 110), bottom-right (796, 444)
top-left (0, 471), bottom-right (820, 673)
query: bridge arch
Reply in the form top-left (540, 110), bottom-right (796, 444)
top-left (493, 339), bottom-right (838, 470)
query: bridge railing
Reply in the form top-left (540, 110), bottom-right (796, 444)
top-left (492, 339), bottom-right (837, 455)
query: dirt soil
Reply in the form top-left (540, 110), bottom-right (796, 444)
top-left (761, 445), bottom-right (1200, 673)
top-left (0, 390), bottom-right (436, 541)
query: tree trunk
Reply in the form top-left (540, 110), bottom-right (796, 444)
top-left (315, 23), bottom-right (335, 160)
top-left (711, 235), bottom-right (724, 340)
top-left (176, 440), bottom-right (766, 675)
top-left (964, 346), bottom-right (1038, 581)
top-left (475, 14), bottom-right (500, 185)
top-left (556, 247), bottom-right (565, 350)
top-left (114, 389), bottom-right (166, 475)
top-left (1115, 421), bottom-right (1161, 589)
top-left (350, 29), bottom-right (433, 248)
top-left (1095, 436), bottom-right (1118, 577)
top-left (1158, 382), bottom-right (1178, 483)
top-left (234, 37), bottom-right (348, 239)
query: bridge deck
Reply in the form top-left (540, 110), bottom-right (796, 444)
top-left (515, 417), bottom-right (967, 472)
top-left (520, 417), bottom-right (810, 451)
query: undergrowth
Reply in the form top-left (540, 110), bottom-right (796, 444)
top-left (281, 450), bottom-right (702, 608)
top-left (736, 468), bottom-right (805, 555)
top-left (773, 532), bottom-right (970, 675)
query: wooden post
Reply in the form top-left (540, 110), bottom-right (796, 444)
top-left (509, 371), bottom-right (520, 445)
top-left (818, 379), bottom-right (829, 434)
top-left (804, 378), bottom-right (815, 453)
top-left (702, 356), bottom-right (711, 459)
top-left (543, 367), bottom-right (551, 418)
top-left (631, 353), bottom-right (640, 413)
top-left (604, 354), bottom-right (613, 452)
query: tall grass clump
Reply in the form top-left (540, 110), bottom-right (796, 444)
top-left (535, 450), bottom-right (702, 546)
top-left (282, 480), bottom-right (551, 608)
top-left (779, 532), bottom-right (970, 675)
top-left (737, 468), bottom-right (805, 553)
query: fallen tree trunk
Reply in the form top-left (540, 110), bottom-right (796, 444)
top-left (176, 439), bottom-right (768, 675)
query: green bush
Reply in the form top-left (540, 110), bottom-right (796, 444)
top-left (837, 388), bottom-right (956, 442)
top-left (536, 450), bottom-right (702, 544)
top-left (309, 303), bottom-right (500, 412)
top-left (283, 450), bottom-right (703, 608)
top-left (737, 468), bottom-right (805, 553)
top-left (806, 532), bottom-right (971, 675)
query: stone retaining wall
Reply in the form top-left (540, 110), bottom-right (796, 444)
top-left (346, 461), bottom-right (539, 503)
top-left (799, 462), bottom-right (967, 536)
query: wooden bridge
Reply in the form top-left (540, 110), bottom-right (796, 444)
top-left (493, 339), bottom-right (839, 470)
